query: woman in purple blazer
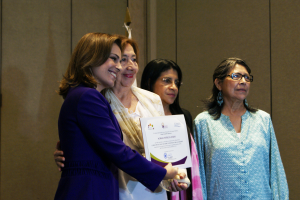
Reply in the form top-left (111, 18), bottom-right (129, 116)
top-left (54, 33), bottom-right (178, 200)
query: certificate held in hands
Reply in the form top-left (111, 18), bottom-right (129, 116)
top-left (140, 114), bottom-right (192, 169)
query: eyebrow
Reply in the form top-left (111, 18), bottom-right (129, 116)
top-left (111, 53), bottom-right (120, 59)
top-left (233, 72), bottom-right (250, 75)
top-left (122, 54), bottom-right (136, 58)
top-left (163, 76), bottom-right (179, 80)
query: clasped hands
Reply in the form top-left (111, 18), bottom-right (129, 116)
top-left (163, 162), bottom-right (189, 192)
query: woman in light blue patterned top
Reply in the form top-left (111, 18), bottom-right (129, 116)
top-left (193, 58), bottom-right (288, 200)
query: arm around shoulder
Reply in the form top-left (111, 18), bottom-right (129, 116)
top-left (76, 89), bottom-right (167, 191)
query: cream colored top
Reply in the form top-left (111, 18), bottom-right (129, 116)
top-left (119, 101), bottom-right (167, 200)
top-left (106, 87), bottom-right (167, 200)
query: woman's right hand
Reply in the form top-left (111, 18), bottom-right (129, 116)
top-left (54, 141), bottom-right (65, 171)
top-left (163, 163), bottom-right (178, 180)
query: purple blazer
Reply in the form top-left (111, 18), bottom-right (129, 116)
top-left (54, 85), bottom-right (166, 200)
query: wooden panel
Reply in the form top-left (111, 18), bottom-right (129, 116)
top-left (0, 1), bottom-right (2, 190)
top-left (156, 0), bottom-right (176, 61)
top-left (1, 0), bottom-right (70, 199)
top-left (271, 1), bottom-right (300, 198)
top-left (146, 0), bottom-right (176, 63)
top-left (72, 0), bottom-right (127, 49)
top-left (177, 0), bottom-right (270, 119)
top-left (0, 1), bottom-right (147, 199)
top-left (128, 0), bottom-right (147, 86)
top-left (72, 0), bottom-right (148, 85)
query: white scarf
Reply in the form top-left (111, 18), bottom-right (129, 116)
top-left (105, 86), bottom-right (161, 156)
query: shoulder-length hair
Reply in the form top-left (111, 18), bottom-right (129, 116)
top-left (141, 58), bottom-right (183, 115)
top-left (204, 57), bottom-right (257, 119)
top-left (58, 32), bottom-right (121, 99)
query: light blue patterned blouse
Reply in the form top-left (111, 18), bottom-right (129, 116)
top-left (193, 110), bottom-right (288, 200)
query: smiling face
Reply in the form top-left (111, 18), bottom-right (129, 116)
top-left (216, 64), bottom-right (251, 103)
top-left (153, 68), bottom-right (179, 108)
top-left (114, 44), bottom-right (139, 88)
top-left (91, 43), bottom-right (121, 91)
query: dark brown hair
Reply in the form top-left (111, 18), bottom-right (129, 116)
top-left (204, 57), bottom-right (257, 119)
top-left (58, 33), bottom-right (121, 99)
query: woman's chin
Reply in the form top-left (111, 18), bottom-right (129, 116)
top-left (164, 99), bottom-right (175, 106)
top-left (232, 95), bottom-right (248, 102)
top-left (121, 81), bottom-right (135, 87)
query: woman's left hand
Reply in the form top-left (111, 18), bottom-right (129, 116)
top-left (168, 172), bottom-right (188, 191)
top-left (54, 141), bottom-right (65, 171)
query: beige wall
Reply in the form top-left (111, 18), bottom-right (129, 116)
top-left (0, 0), bottom-right (131, 199)
top-left (177, 0), bottom-right (271, 116)
top-left (0, 0), bottom-right (298, 199)
top-left (1, 1), bottom-right (70, 199)
top-left (152, 0), bottom-right (299, 199)
top-left (271, 1), bottom-right (300, 198)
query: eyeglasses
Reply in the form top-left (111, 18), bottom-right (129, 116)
top-left (227, 73), bottom-right (253, 82)
top-left (161, 77), bottom-right (181, 87)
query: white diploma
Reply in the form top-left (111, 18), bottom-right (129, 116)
top-left (140, 114), bottom-right (192, 169)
